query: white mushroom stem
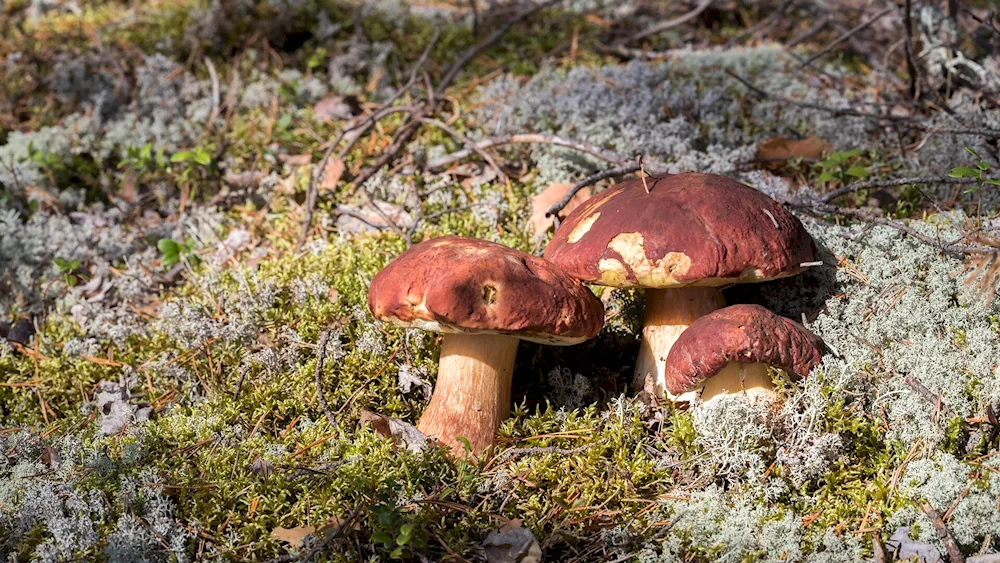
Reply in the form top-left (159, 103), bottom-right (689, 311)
top-left (634, 286), bottom-right (725, 398)
top-left (700, 362), bottom-right (775, 404)
top-left (417, 333), bottom-right (519, 455)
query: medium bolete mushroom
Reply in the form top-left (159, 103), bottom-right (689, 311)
top-left (367, 236), bottom-right (604, 454)
top-left (544, 172), bottom-right (818, 398)
top-left (663, 304), bottom-right (826, 403)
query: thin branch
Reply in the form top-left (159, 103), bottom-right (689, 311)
top-left (314, 330), bottom-right (337, 428)
top-left (782, 195), bottom-right (988, 256)
top-left (546, 163), bottom-right (641, 218)
top-left (919, 502), bottom-right (966, 563)
top-left (436, 0), bottom-right (562, 95)
top-left (903, 375), bottom-right (957, 421)
top-left (420, 117), bottom-right (507, 183)
top-left (798, 6), bottom-right (895, 68)
top-left (903, 0), bottom-right (920, 101)
top-left (425, 133), bottom-right (646, 170)
top-left (469, 0), bottom-right (479, 37)
top-left (624, 0), bottom-right (715, 44)
top-left (293, 28), bottom-right (441, 252)
top-left (725, 70), bottom-right (920, 123)
top-left (787, 15), bottom-right (830, 48)
top-left (492, 444), bottom-right (591, 464)
top-left (204, 57), bottom-right (220, 121)
top-left (820, 176), bottom-right (984, 203)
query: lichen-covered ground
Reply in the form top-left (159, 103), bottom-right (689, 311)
top-left (2, 1), bottom-right (1000, 561)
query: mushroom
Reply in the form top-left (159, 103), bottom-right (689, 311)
top-left (544, 172), bottom-right (818, 399)
top-left (663, 304), bottom-right (826, 403)
top-left (367, 236), bottom-right (604, 454)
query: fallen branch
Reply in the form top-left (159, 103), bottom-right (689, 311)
top-left (919, 502), bottom-right (966, 563)
top-left (820, 175), bottom-right (985, 203)
top-left (798, 6), bottom-right (895, 68)
top-left (903, 375), bottom-right (957, 421)
top-left (314, 330), bottom-right (337, 428)
top-left (425, 133), bottom-right (643, 170)
top-left (781, 195), bottom-right (989, 256)
top-left (491, 444), bottom-right (592, 464)
top-left (624, 0), bottom-right (715, 44)
top-left (420, 117), bottom-right (507, 183)
top-left (545, 163), bottom-right (641, 218)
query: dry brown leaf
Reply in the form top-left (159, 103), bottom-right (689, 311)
top-left (360, 410), bottom-right (430, 453)
top-left (756, 136), bottom-right (831, 169)
top-left (270, 525), bottom-right (315, 548)
top-left (278, 153), bottom-right (312, 166)
top-left (319, 157), bottom-right (345, 192)
top-left (313, 94), bottom-right (362, 123)
top-left (529, 183), bottom-right (591, 240)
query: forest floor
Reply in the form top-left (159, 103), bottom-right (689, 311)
top-left (2, 0), bottom-right (1000, 561)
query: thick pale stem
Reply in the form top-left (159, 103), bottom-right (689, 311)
top-left (417, 333), bottom-right (519, 454)
top-left (700, 362), bottom-right (776, 404)
top-left (634, 286), bottom-right (725, 398)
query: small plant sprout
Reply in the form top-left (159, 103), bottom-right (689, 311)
top-left (157, 237), bottom-right (200, 268)
top-left (544, 173), bottom-right (818, 400)
top-left (367, 236), bottom-right (604, 455)
top-left (948, 146), bottom-right (1000, 189)
top-left (816, 148), bottom-right (870, 185)
top-left (52, 257), bottom-right (85, 287)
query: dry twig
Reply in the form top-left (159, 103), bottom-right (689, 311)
top-left (919, 502), bottom-right (966, 563)
top-left (314, 330), bottom-right (337, 428)
top-left (624, 0), bottom-right (715, 44)
top-left (546, 163), bottom-right (641, 218)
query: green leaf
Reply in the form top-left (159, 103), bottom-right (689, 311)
top-left (53, 258), bottom-right (69, 271)
top-left (455, 437), bottom-right (472, 452)
top-left (984, 179), bottom-right (1000, 185)
top-left (157, 238), bottom-right (179, 255)
top-left (372, 531), bottom-right (392, 544)
top-left (949, 166), bottom-right (979, 178)
top-left (964, 146), bottom-right (983, 160)
top-left (977, 161), bottom-right (990, 171)
top-left (140, 143), bottom-right (153, 160)
top-left (193, 149), bottom-right (211, 166)
top-left (389, 546), bottom-right (404, 559)
top-left (845, 165), bottom-right (868, 178)
top-left (817, 171), bottom-right (836, 182)
top-left (438, 487), bottom-right (454, 500)
top-left (398, 523), bottom-right (414, 538)
top-left (819, 158), bottom-right (840, 169)
top-left (170, 151), bottom-right (193, 163)
top-left (277, 113), bottom-right (292, 131)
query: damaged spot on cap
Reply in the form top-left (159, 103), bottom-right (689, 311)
top-left (567, 212), bottom-right (600, 244)
top-left (482, 284), bottom-right (497, 305)
top-left (599, 232), bottom-right (692, 287)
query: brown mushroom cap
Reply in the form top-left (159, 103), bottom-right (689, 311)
top-left (662, 304), bottom-right (826, 395)
top-left (544, 172), bottom-right (818, 288)
top-left (368, 236), bottom-right (604, 345)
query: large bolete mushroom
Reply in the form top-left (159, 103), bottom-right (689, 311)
top-left (664, 304), bottom-right (826, 403)
top-left (544, 172), bottom-right (818, 398)
top-left (367, 236), bottom-right (604, 454)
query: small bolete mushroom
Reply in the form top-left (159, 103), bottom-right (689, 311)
top-left (367, 236), bottom-right (604, 454)
top-left (663, 304), bottom-right (826, 403)
top-left (544, 172), bottom-right (818, 399)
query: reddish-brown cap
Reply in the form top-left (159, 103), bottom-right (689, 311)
top-left (663, 304), bottom-right (826, 394)
top-left (368, 236), bottom-right (604, 345)
top-left (544, 173), bottom-right (817, 288)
